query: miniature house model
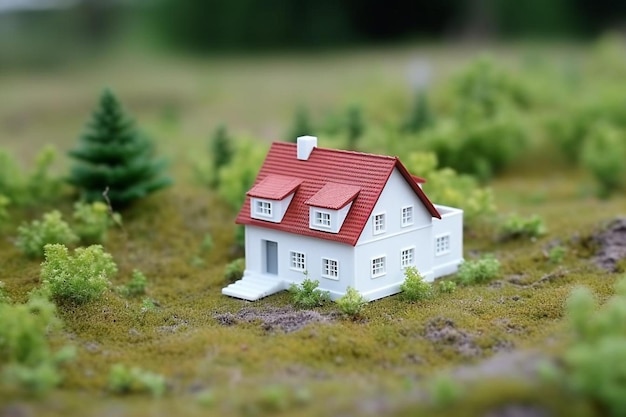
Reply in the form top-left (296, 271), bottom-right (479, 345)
top-left (223, 136), bottom-right (463, 302)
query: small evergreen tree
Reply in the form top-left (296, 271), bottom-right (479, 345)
top-left (209, 125), bottom-right (233, 188)
top-left (286, 106), bottom-right (313, 143)
top-left (68, 89), bottom-right (172, 207)
top-left (346, 105), bottom-right (364, 150)
top-left (403, 90), bottom-right (433, 133)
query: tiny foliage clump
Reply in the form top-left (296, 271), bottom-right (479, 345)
top-left (429, 374), bottom-right (464, 408)
top-left (286, 105), bottom-right (313, 142)
top-left (500, 214), bottom-right (546, 241)
top-left (16, 211), bottom-right (79, 258)
top-left (457, 255), bottom-right (500, 285)
top-left (400, 266), bottom-right (432, 302)
top-left (402, 90), bottom-right (433, 133)
top-left (546, 278), bottom-right (626, 416)
top-left (41, 244), bottom-right (117, 305)
top-left (224, 258), bottom-right (245, 283)
top-left (209, 124), bottom-right (233, 188)
top-left (0, 293), bottom-right (75, 393)
top-left (581, 123), bottom-right (626, 199)
top-left (0, 194), bottom-right (9, 227)
top-left (438, 280), bottom-right (457, 294)
top-left (289, 276), bottom-right (330, 309)
top-left (108, 363), bottom-right (166, 397)
top-left (345, 104), bottom-right (365, 150)
top-left (73, 201), bottom-right (121, 244)
top-left (217, 139), bottom-right (267, 210)
top-left (117, 269), bottom-right (148, 298)
top-left (68, 89), bottom-right (172, 208)
top-left (336, 286), bottom-right (367, 318)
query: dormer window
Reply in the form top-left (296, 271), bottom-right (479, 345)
top-left (314, 210), bottom-right (331, 228)
top-left (255, 200), bottom-right (273, 217)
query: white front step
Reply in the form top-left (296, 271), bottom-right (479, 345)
top-left (222, 274), bottom-right (287, 301)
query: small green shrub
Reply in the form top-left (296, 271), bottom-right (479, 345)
top-left (25, 146), bottom-right (62, 203)
top-left (140, 297), bottom-right (157, 313)
top-left (0, 194), bottom-right (9, 227)
top-left (400, 266), bottom-right (432, 302)
top-left (289, 275), bottom-right (330, 309)
top-left (548, 245), bottom-right (566, 264)
top-left (582, 122), bottom-right (626, 198)
top-left (117, 270), bottom-right (148, 298)
top-left (346, 104), bottom-right (365, 150)
top-left (200, 233), bottom-right (214, 254)
top-left (41, 244), bottom-right (117, 305)
top-left (73, 201), bottom-right (121, 244)
top-left (544, 278), bottom-right (626, 416)
top-left (438, 280), bottom-right (457, 294)
top-left (0, 293), bottom-right (75, 393)
top-left (500, 214), bottom-right (546, 241)
top-left (429, 374), bottom-right (464, 408)
top-left (286, 105), bottom-right (314, 142)
top-left (108, 363), bottom-right (166, 397)
top-left (224, 258), bottom-right (245, 283)
top-left (402, 90), bottom-right (433, 134)
top-left (217, 139), bottom-right (267, 210)
top-left (457, 255), bottom-right (500, 285)
top-left (336, 286), bottom-right (367, 318)
top-left (16, 211), bottom-right (79, 258)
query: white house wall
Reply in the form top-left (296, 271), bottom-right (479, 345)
top-left (244, 225), bottom-right (355, 298)
top-left (431, 204), bottom-right (464, 277)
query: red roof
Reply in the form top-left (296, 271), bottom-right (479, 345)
top-left (247, 174), bottom-right (303, 200)
top-left (305, 182), bottom-right (361, 210)
top-left (236, 142), bottom-right (441, 246)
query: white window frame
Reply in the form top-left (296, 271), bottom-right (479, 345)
top-left (435, 234), bottom-right (451, 256)
top-left (314, 210), bottom-right (332, 228)
top-left (401, 205), bottom-right (414, 227)
top-left (371, 255), bottom-right (386, 278)
top-left (401, 247), bottom-right (415, 268)
top-left (321, 258), bottom-right (339, 280)
top-left (289, 251), bottom-right (306, 272)
top-left (254, 199), bottom-right (273, 218)
top-left (373, 212), bottom-right (386, 235)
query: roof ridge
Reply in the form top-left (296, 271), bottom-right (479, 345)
top-left (274, 141), bottom-right (397, 160)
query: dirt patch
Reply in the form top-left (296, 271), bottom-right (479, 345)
top-left (214, 307), bottom-right (334, 333)
top-left (424, 317), bottom-right (482, 357)
top-left (588, 217), bottom-right (626, 272)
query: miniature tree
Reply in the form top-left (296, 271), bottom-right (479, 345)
top-left (209, 124), bottom-right (233, 188)
top-left (403, 90), bottom-right (433, 133)
top-left (286, 105), bottom-right (313, 142)
top-left (346, 105), bottom-right (364, 150)
top-left (68, 89), bottom-right (172, 208)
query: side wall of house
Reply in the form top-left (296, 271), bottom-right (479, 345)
top-left (431, 205), bottom-right (464, 277)
top-left (354, 168), bottom-right (435, 300)
top-left (244, 225), bottom-right (355, 298)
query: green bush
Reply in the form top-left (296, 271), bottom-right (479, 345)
top-left (400, 266), bottom-right (432, 302)
top-left (117, 270), bottom-right (148, 298)
top-left (224, 258), bottom-right (245, 283)
top-left (402, 90), bottom-right (433, 134)
top-left (457, 255), bottom-right (500, 285)
top-left (68, 89), bottom-right (172, 208)
top-left (547, 245), bottom-right (566, 264)
top-left (437, 280), bottom-right (457, 294)
top-left (41, 244), bottom-right (117, 306)
top-left (0, 194), bottom-right (9, 227)
top-left (0, 293), bottom-right (75, 393)
top-left (336, 286), bottom-right (367, 318)
top-left (73, 201), bottom-right (121, 244)
top-left (16, 211), bottom-right (79, 258)
top-left (286, 105), bottom-right (314, 142)
top-left (429, 374), bottom-right (464, 409)
top-left (108, 363), bottom-right (166, 397)
top-left (208, 125), bottom-right (233, 188)
top-left (217, 139), bottom-right (267, 210)
top-left (289, 276), bottom-right (330, 309)
top-left (546, 278), bottom-right (626, 416)
top-left (345, 104), bottom-right (365, 150)
top-left (582, 123), bottom-right (626, 198)
top-left (404, 152), bottom-right (496, 226)
top-left (500, 214), bottom-right (546, 241)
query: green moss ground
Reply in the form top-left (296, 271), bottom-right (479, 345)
top-left (1, 44), bottom-right (625, 416)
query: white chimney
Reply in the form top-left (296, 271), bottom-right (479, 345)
top-left (296, 136), bottom-right (317, 160)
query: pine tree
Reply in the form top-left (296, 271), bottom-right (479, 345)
top-left (68, 89), bottom-right (172, 208)
top-left (346, 104), bottom-right (364, 150)
top-left (403, 90), bottom-right (433, 134)
top-left (209, 124), bottom-right (233, 188)
top-left (286, 105), bottom-right (313, 142)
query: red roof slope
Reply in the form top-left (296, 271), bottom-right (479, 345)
top-left (247, 174), bottom-right (303, 200)
top-left (236, 142), bottom-right (440, 246)
top-left (305, 182), bottom-right (361, 210)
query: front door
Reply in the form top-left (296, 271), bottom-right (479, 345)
top-left (264, 240), bottom-right (278, 275)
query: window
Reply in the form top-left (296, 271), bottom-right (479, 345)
top-left (322, 258), bottom-right (339, 280)
top-left (255, 200), bottom-right (272, 217)
top-left (401, 248), bottom-right (415, 267)
top-left (290, 251), bottom-right (306, 271)
top-left (314, 211), bottom-right (331, 227)
top-left (401, 206), bottom-right (414, 227)
top-left (371, 256), bottom-right (386, 278)
top-left (435, 234), bottom-right (451, 256)
top-left (373, 213), bottom-right (386, 234)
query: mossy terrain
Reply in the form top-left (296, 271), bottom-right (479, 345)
top-left (1, 42), bottom-right (626, 416)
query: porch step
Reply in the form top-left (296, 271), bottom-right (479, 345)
top-left (222, 274), bottom-right (287, 301)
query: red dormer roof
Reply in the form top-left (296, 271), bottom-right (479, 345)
top-left (305, 182), bottom-right (361, 210)
top-left (247, 174), bottom-right (303, 200)
top-left (236, 142), bottom-right (440, 246)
